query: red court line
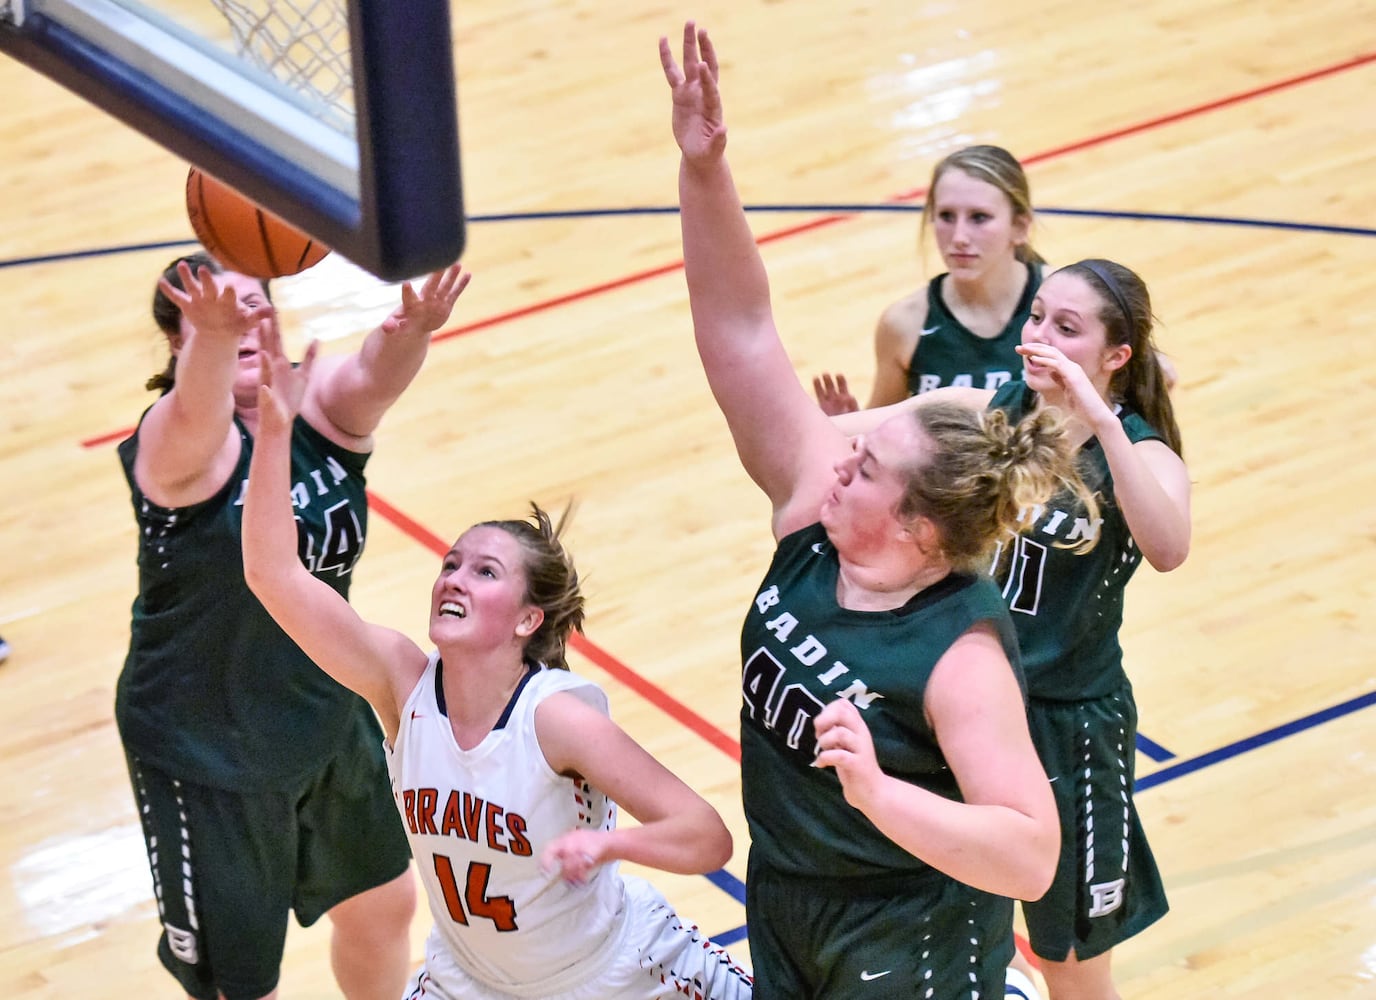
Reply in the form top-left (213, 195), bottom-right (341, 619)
top-left (886, 51), bottom-right (1376, 201)
top-left (81, 51), bottom-right (1372, 758)
top-left (413, 50), bottom-right (1376, 759)
top-left (429, 214), bottom-right (852, 346)
top-left (367, 492), bottom-right (743, 761)
top-left (81, 52), bottom-right (1371, 452)
top-left (431, 260), bottom-right (687, 344)
top-left (569, 632), bottom-right (741, 761)
top-left (81, 215), bottom-right (859, 450)
top-left (366, 490), bottom-right (450, 552)
top-left (432, 49), bottom-right (1376, 343)
top-left (1021, 51), bottom-right (1376, 166)
top-left (84, 427), bottom-right (130, 448)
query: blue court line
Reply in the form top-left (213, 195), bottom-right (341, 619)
top-left (467, 204), bottom-right (1376, 242)
top-left (2, 238), bottom-right (194, 269)
top-left (712, 923), bottom-right (751, 948)
top-left (1040, 206), bottom-right (1376, 239)
top-left (1135, 688), bottom-right (1376, 791)
top-left (705, 867), bottom-right (748, 905)
top-left (1136, 732), bottom-right (1176, 761)
top-left (473, 204), bottom-right (1376, 241)
top-left (706, 688), bottom-right (1375, 941)
top-left (5, 204), bottom-right (1376, 270)
top-left (7, 198), bottom-right (1365, 929)
top-left (704, 870), bottom-right (749, 947)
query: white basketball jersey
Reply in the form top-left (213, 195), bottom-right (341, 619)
top-left (387, 653), bottom-right (627, 996)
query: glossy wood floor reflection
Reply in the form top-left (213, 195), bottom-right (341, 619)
top-left (1, 1), bottom-right (1374, 997)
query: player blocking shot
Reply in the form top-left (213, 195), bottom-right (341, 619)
top-left (661, 21), bottom-right (1086, 1000)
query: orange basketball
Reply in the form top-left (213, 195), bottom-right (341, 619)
top-left (185, 167), bottom-right (331, 279)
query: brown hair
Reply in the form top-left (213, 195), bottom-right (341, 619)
top-left (894, 401), bottom-right (1097, 572)
top-left (1058, 259), bottom-right (1182, 456)
top-left (919, 145), bottom-right (1044, 267)
top-left (477, 503), bottom-right (586, 670)
top-left (146, 251), bottom-right (272, 393)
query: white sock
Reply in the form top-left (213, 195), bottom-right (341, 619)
top-left (1005, 965), bottom-right (1041, 1000)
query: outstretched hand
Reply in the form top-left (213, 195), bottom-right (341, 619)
top-left (813, 372), bottom-right (859, 415)
top-left (659, 21), bottom-right (727, 165)
top-left (379, 263), bottom-right (473, 339)
top-left (257, 318), bottom-right (319, 439)
top-left (157, 260), bottom-right (254, 347)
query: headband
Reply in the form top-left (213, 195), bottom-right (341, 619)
top-left (1079, 260), bottom-right (1133, 328)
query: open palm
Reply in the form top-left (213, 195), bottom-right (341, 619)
top-left (660, 21), bottom-right (727, 165)
top-left (257, 318), bottom-right (318, 437)
top-left (159, 261), bottom-right (254, 349)
top-left (380, 263), bottom-right (472, 338)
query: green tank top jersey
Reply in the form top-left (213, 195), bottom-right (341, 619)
top-left (739, 523), bottom-right (1023, 879)
top-left (905, 260), bottom-right (1040, 395)
top-left (988, 381), bottom-right (1166, 701)
top-left (116, 414), bottom-right (374, 791)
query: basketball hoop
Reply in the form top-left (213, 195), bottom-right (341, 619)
top-left (209, 0), bottom-right (354, 127)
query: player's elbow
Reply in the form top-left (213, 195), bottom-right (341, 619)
top-left (1149, 551), bottom-right (1187, 573)
top-left (242, 555), bottom-right (289, 610)
top-left (242, 556), bottom-right (267, 596)
top-left (1144, 535), bottom-right (1190, 572)
top-left (704, 824), bottom-right (733, 872)
top-left (1010, 812), bottom-right (1061, 902)
top-left (689, 805), bottom-right (734, 873)
top-left (1019, 850), bottom-right (1058, 903)
top-left (1139, 514), bottom-right (1191, 572)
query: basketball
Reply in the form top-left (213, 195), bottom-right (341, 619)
top-left (185, 167), bottom-right (331, 279)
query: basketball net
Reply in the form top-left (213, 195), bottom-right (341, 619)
top-left (208, 0), bottom-right (355, 128)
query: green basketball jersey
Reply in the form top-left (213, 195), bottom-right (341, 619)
top-left (988, 381), bottom-right (1166, 700)
top-left (905, 260), bottom-right (1039, 395)
top-left (739, 523), bottom-right (1023, 879)
top-left (116, 414), bottom-right (374, 791)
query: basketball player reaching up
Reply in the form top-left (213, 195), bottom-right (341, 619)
top-left (663, 21), bottom-right (1099, 999)
top-left (117, 253), bottom-right (468, 1000)
top-left (241, 328), bottom-right (754, 1000)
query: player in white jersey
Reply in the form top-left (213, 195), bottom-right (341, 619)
top-left (394, 654), bottom-right (750, 999)
top-left (240, 335), bottom-right (752, 1000)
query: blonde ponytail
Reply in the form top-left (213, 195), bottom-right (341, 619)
top-left (895, 402), bottom-right (1097, 573)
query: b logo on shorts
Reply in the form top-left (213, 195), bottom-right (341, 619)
top-left (1087, 878), bottom-right (1126, 917)
top-left (164, 922), bottom-right (199, 963)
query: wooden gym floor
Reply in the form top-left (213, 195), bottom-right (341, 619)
top-left (0, 1), bottom-right (1373, 997)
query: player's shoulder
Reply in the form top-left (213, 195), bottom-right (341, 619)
top-left (877, 287), bottom-right (931, 341)
top-left (529, 668), bottom-right (609, 713)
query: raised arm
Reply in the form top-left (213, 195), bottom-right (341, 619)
top-left (662, 23), bottom-right (845, 534)
top-left (134, 262), bottom-right (254, 506)
top-left (535, 691), bottom-right (732, 884)
top-left (814, 624), bottom-right (1058, 900)
top-left (304, 263), bottom-right (471, 447)
top-left (241, 325), bottom-right (428, 738)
